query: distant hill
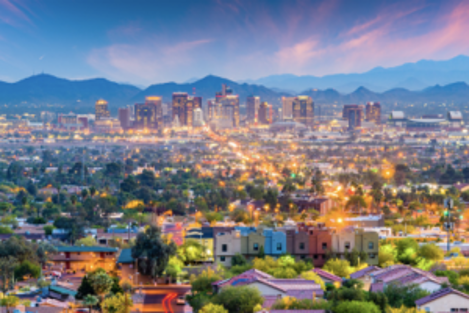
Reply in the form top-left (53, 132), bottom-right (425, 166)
top-left (131, 75), bottom-right (290, 104)
top-left (300, 82), bottom-right (469, 104)
top-left (243, 55), bottom-right (469, 93)
top-left (0, 73), bottom-right (467, 114)
top-left (0, 74), bottom-right (141, 109)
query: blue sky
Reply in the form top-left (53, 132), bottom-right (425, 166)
top-left (0, 0), bottom-right (468, 86)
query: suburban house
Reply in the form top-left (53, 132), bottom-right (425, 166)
top-left (331, 227), bottom-right (379, 265)
top-left (50, 246), bottom-right (118, 272)
top-left (212, 269), bottom-right (324, 308)
top-left (368, 265), bottom-right (449, 293)
top-left (349, 266), bottom-right (381, 290)
top-left (215, 229), bottom-right (242, 267)
top-left (415, 288), bottom-right (469, 313)
top-left (312, 268), bottom-right (342, 285)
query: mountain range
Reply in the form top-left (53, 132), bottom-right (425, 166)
top-left (241, 55), bottom-right (469, 93)
top-left (0, 56), bottom-right (468, 112)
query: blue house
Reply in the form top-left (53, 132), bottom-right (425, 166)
top-left (263, 229), bottom-right (286, 256)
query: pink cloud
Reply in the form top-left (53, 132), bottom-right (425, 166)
top-left (87, 38), bottom-right (213, 83)
top-left (269, 0), bottom-right (468, 76)
top-left (0, 0), bottom-right (34, 28)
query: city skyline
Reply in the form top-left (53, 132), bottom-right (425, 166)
top-left (0, 0), bottom-right (467, 86)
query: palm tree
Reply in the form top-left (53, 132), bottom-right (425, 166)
top-left (83, 294), bottom-right (99, 313)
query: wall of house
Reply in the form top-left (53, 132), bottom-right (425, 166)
top-left (215, 231), bottom-right (241, 267)
top-left (419, 281), bottom-right (443, 293)
top-left (417, 294), bottom-right (469, 313)
top-left (245, 282), bottom-right (286, 298)
top-left (332, 231), bottom-right (356, 256)
top-left (308, 229), bottom-right (332, 267)
top-left (355, 230), bottom-right (379, 265)
top-left (264, 230), bottom-right (286, 256)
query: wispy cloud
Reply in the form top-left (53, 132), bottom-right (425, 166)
top-left (0, 0), bottom-right (34, 28)
top-left (87, 37), bottom-right (214, 83)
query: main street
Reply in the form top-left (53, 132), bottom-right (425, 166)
top-left (139, 285), bottom-right (191, 313)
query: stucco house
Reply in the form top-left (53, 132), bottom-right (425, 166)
top-left (415, 287), bottom-right (469, 313)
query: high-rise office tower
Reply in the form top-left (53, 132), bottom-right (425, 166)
top-left (246, 96), bottom-right (260, 123)
top-left (193, 108), bottom-right (205, 127)
top-left (344, 104), bottom-right (362, 130)
top-left (134, 101), bottom-right (158, 130)
top-left (171, 93), bottom-right (202, 127)
top-left (118, 107), bottom-right (131, 130)
top-left (258, 102), bottom-right (271, 125)
top-left (145, 96), bottom-right (163, 128)
top-left (95, 99), bottom-right (110, 120)
top-left (366, 102), bottom-right (381, 125)
top-left (282, 97), bottom-right (296, 119)
top-left (292, 96), bottom-right (314, 127)
top-left (215, 84), bottom-right (239, 127)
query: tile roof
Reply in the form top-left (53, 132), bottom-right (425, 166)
top-left (56, 246), bottom-right (118, 253)
top-left (415, 287), bottom-right (469, 306)
top-left (117, 248), bottom-right (134, 264)
top-left (350, 266), bottom-right (381, 279)
top-left (312, 269), bottom-right (342, 282)
top-left (49, 285), bottom-right (77, 297)
top-left (370, 282), bottom-right (384, 293)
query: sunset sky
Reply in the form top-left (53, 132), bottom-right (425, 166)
top-left (0, 0), bottom-right (468, 86)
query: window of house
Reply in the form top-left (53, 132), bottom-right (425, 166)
top-left (345, 242), bottom-right (350, 250)
top-left (220, 256), bottom-right (226, 262)
top-left (369, 253), bottom-right (376, 259)
top-left (253, 243), bottom-right (259, 251)
top-left (424, 307), bottom-right (430, 313)
top-left (322, 243), bottom-right (327, 250)
top-left (276, 243), bottom-right (282, 251)
top-left (450, 309), bottom-right (458, 313)
top-left (299, 242), bottom-right (305, 250)
top-left (368, 242), bottom-right (374, 249)
top-left (313, 254), bottom-right (318, 259)
top-left (321, 254), bottom-right (326, 259)
top-left (222, 244), bottom-right (227, 252)
top-left (459, 309), bottom-right (468, 313)
top-left (300, 255), bottom-right (305, 259)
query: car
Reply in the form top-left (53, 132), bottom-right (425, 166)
top-left (176, 295), bottom-right (187, 305)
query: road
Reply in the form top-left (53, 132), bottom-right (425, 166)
top-left (140, 285), bottom-right (191, 313)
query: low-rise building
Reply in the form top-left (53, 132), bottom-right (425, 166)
top-left (415, 288), bottom-right (469, 313)
top-left (51, 246), bottom-right (118, 272)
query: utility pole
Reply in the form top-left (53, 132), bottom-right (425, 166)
top-left (444, 198), bottom-right (453, 253)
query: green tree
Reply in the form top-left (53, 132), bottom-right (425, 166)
top-left (89, 269), bottom-right (114, 300)
top-left (257, 245), bottom-right (265, 259)
top-left (199, 303), bottom-right (228, 313)
top-left (231, 253), bottom-right (247, 267)
top-left (43, 225), bottom-right (54, 236)
top-left (101, 293), bottom-right (133, 313)
top-left (418, 243), bottom-right (444, 261)
top-left (0, 295), bottom-right (20, 313)
top-left (177, 239), bottom-right (206, 264)
top-left (211, 286), bottom-right (264, 313)
top-left (165, 256), bottom-right (184, 282)
top-left (0, 257), bottom-right (17, 294)
top-left (346, 195), bottom-right (367, 215)
top-left (190, 268), bottom-right (222, 295)
top-left (75, 236), bottom-right (97, 247)
top-left (300, 271), bottom-right (326, 290)
top-left (384, 284), bottom-right (430, 308)
top-left (323, 258), bottom-right (352, 278)
top-left (83, 294), bottom-right (99, 313)
top-left (132, 225), bottom-right (177, 280)
top-left (333, 300), bottom-right (380, 313)
top-left (76, 275), bottom-right (96, 299)
top-left (14, 260), bottom-right (41, 280)
top-left (121, 176), bottom-right (138, 193)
